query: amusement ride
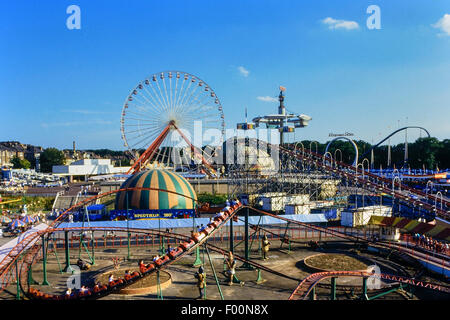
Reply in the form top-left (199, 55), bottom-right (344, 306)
top-left (0, 71), bottom-right (449, 301)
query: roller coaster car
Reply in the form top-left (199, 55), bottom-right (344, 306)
top-left (109, 279), bottom-right (125, 289)
top-left (180, 239), bottom-right (195, 251)
top-left (93, 285), bottom-right (108, 294)
top-left (155, 255), bottom-right (171, 267)
top-left (140, 263), bottom-right (155, 274)
top-left (201, 225), bottom-right (215, 236)
top-left (209, 220), bottom-right (220, 228)
top-left (168, 247), bottom-right (184, 259)
top-left (78, 291), bottom-right (92, 298)
top-left (192, 232), bottom-right (206, 243)
top-left (213, 215), bottom-right (224, 223)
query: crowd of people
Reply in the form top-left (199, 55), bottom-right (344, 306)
top-left (412, 233), bottom-right (449, 255)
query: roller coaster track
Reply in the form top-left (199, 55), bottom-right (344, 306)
top-left (18, 203), bottom-right (244, 299)
top-left (288, 270), bottom-right (450, 300)
top-left (18, 222), bottom-right (449, 301)
top-left (280, 145), bottom-right (450, 220)
top-left (2, 204), bottom-right (448, 300)
top-left (16, 206), bottom-right (305, 300)
top-left (247, 206), bottom-right (450, 268)
top-left (0, 178), bottom-right (448, 299)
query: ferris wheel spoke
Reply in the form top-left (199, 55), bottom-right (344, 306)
top-left (154, 77), bottom-right (171, 115)
top-left (177, 80), bottom-right (200, 115)
top-left (141, 83), bottom-right (165, 114)
top-left (173, 76), bottom-right (189, 110)
top-left (128, 129), bottom-right (164, 150)
top-left (161, 75), bottom-right (172, 114)
top-left (147, 79), bottom-right (170, 116)
top-left (124, 107), bottom-right (157, 121)
top-left (123, 123), bottom-right (162, 136)
top-left (177, 82), bottom-right (203, 114)
top-left (185, 102), bottom-right (216, 116)
top-left (135, 91), bottom-right (162, 116)
top-left (168, 74), bottom-right (174, 113)
top-left (130, 95), bottom-right (159, 116)
top-left (126, 129), bottom-right (162, 144)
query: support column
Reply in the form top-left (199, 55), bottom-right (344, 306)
top-left (27, 266), bottom-right (38, 285)
top-left (330, 277), bottom-right (336, 300)
top-left (242, 206), bottom-right (253, 269)
top-left (193, 246), bottom-right (202, 267)
top-left (361, 277), bottom-right (369, 300)
top-left (63, 231), bottom-right (74, 273)
top-left (41, 235), bottom-right (50, 285)
top-left (309, 287), bottom-right (316, 300)
top-left (15, 259), bottom-right (21, 300)
top-left (91, 231), bottom-right (95, 265)
top-left (229, 216), bottom-right (234, 254)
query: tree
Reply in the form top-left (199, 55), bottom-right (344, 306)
top-left (11, 156), bottom-right (31, 169)
top-left (39, 148), bottom-right (65, 173)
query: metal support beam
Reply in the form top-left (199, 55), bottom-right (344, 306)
top-left (205, 244), bottom-right (224, 300)
top-left (41, 235), bottom-right (50, 285)
top-left (193, 246), bottom-right (202, 267)
top-left (15, 259), bottom-right (21, 300)
top-left (361, 277), bottom-right (369, 300)
top-left (63, 231), bottom-right (74, 273)
top-left (229, 216), bottom-right (234, 254)
top-left (331, 277), bottom-right (336, 300)
top-left (309, 287), bottom-right (316, 300)
top-left (242, 206), bottom-right (253, 269)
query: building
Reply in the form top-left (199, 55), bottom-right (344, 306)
top-left (52, 158), bottom-right (130, 181)
top-left (0, 141), bottom-right (43, 168)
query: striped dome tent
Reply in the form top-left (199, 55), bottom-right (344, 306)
top-left (115, 169), bottom-right (197, 210)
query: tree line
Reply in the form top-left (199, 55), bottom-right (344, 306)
top-left (12, 137), bottom-right (450, 172)
top-left (287, 137), bottom-right (450, 170)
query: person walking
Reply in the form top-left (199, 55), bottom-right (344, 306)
top-left (262, 235), bottom-right (270, 260)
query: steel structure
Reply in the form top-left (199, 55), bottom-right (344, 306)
top-left (228, 140), bottom-right (449, 224)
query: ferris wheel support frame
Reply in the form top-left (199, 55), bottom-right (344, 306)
top-left (126, 121), bottom-right (217, 177)
top-left (171, 123), bottom-right (217, 177)
top-left (126, 122), bottom-right (173, 174)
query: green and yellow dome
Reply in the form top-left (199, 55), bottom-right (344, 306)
top-left (115, 169), bottom-right (197, 210)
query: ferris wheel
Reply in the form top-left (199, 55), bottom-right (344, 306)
top-left (120, 71), bottom-right (225, 173)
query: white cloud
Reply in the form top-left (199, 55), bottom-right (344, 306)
top-left (237, 66), bottom-right (250, 77)
top-left (321, 17), bottom-right (359, 30)
top-left (257, 96), bottom-right (278, 103)
top-left (432, 14), bottom-right (450, 36)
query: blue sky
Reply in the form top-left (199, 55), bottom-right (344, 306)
top-left (0, 0), bottom-right (449, 150)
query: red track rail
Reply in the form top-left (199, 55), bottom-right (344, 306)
top-left (288, 270), bottom-right (450, 300)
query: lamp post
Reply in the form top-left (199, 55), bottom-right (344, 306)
top-left (126, 192), bottom-right (130, 260)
